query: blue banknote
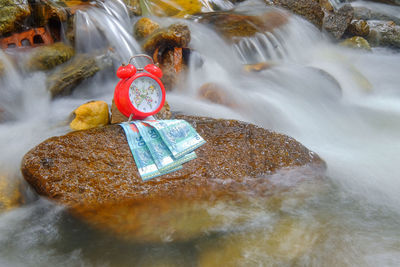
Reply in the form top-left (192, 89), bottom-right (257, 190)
top-left (133, 121), bottom-right (198, 172)
top-left (144, 120), bottom-right (206, 159)
top-left (119, 123), bottom-right (182, 181)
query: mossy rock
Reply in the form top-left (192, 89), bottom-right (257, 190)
top-left (0, 0), bottom-right (31, 36)
top-left (346, 19), bottom-right (370, 37)
top-left (340, 36), bottom-right (371, 51)
top-left (46, 54), bottom-right (104, 98)
top-left (27, 42), bottom-right (75, 71)
top-left (29, 0), bottom-right (68, 27)
top-left (133, 17), bottom-right (160, 40)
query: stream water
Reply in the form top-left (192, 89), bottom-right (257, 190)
top-left (0, 0), bottom-right (400, 266)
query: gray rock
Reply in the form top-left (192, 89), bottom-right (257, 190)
top-left (322, 4), bottom-right (354, 39)
top-left (367, 20), bottom-right (400, 48)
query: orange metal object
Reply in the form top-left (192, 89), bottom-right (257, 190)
top-left (0, 27), bottom-right (54, 49)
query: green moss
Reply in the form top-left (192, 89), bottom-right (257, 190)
top-left (0, 0), bottom-right (31, 35)
top-left (340, 36), bottom-right (371, 51)
top-left (27, 42), bottom-right (75, 71)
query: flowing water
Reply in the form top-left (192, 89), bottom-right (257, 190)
top-left (0, 0), bottom-right (400, 266)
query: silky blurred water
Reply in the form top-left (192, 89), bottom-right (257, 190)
top-left (0, 0), bottom-right (400, 266)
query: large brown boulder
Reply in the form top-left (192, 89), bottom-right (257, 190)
top-left (21, 116), bottom-right (325, 242)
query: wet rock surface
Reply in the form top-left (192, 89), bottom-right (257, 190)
top-left (346, 19), bottom-right (370, 37)
top-left (340, 36), bottom-right (371, 51)
top-left (265, 0), bottom-right (353, 39)
top-left (21, 116), bottom-right (325, 242)
top-left (198, 83), bottom-right (236, 107)
top-left (121, 0), bottom-right (141, 16)
top-left (322, 4), bottom-right (353, 39)
top-left (142, 23), bottom-right (191, 91)
top-left (70, 101), bottom-right (110, 131)
top-left (197, 10), bottom-right (289, 41)
top-left (367, 21), bottom-right (400, 48)
top-left (353, 6), bottom-right (400, 25)
top-left (142, 23), bottom-right (191, 55)
top-left (0, 58), bottom-right (4, 76)
top-left (0, 0), bottom-right (31, 36)
top-left (133, 17), bottom-right (160, 41)
top-left (267, 0), bottom-right (324, 27)
top-left (46, 53), bottom-right (111, 98)
top-left (27, 42), bottom-right (75, 71)
top-left (142, 0), bottom-right (203, 17)
top-left (0, 174), bottom-right (22, 212)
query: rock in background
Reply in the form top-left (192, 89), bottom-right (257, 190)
top-left (0, 0), bottom-right (31, 36)
top-left (26, 42), bottom-right (75, 71)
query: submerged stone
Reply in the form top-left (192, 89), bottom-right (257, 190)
top-left (197, 217), bottom-right (322, 266)
top-left (27, 42), bottom-right (75, 71)
top-left (0, 59), bottom-right (4, 76)
top-left (70, 101), bottom-right (110, 131)
top-left (0, 0), bottom-right (31, 36)
top-left (21, 115), bottom-right (325, 242)
top-left (0, 174), bottom-right (22, 212)
top-left (340, 36), bottom-right (371, 51)
top-left (121, 0), bottom-right (142, 16)
top-left (198, 83), bottom-right (236, 107)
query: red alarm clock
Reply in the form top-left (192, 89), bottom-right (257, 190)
top-left (114, 54), bottom-right (165, 120)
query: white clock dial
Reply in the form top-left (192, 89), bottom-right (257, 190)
top-left (128, 76), bottom-right (162, 113)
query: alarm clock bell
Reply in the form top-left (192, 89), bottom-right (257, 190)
top-left (114, 54), bottom-right (166, 120)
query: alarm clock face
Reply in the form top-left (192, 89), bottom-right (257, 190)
top-left (128, 76), bottom-right (162, 113)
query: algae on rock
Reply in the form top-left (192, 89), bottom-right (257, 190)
top-left (0, 0), bottom-right (31, 36)
top-left (133, 17), bottom-right (160, 40)
top-left (47, 53), bottom-right (111, 98)
top-left (27, 42), bottom-right (75, 71)
top-left (340, 36), bottom-right (371, 51)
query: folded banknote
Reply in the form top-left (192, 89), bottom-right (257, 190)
top-left (144, 120), bottom-right (206, 159)
top-left (119, 123), bottom-right (182, 180)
